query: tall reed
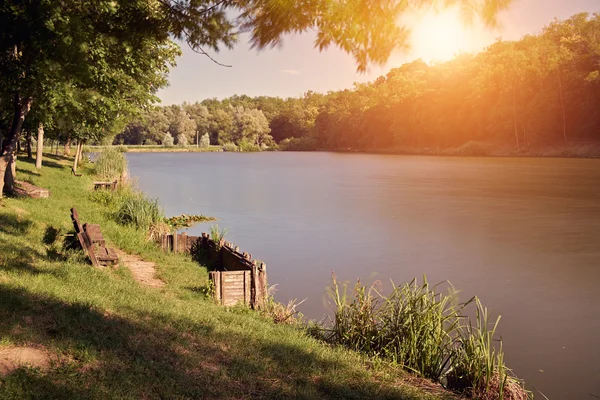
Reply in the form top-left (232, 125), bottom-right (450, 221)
top-left (115, 192), bottom-right (164, 230)
top-left (322, 275), bottom-right (529, 399)
top-left (94, 147), bottom-right (127, 180)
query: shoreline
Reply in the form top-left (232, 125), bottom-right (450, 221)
top-left (87, 142), bottom-right (600, 159)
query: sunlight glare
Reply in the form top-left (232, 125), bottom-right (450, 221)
top-left (410, 7), bottom-right (473, 63)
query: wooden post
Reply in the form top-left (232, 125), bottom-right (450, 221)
top-left (180, 232), bottom-right (187, 253)
top-left (172, 232), bottom-right (178, 253)
top-left (210, 271), bottom-right (222, 305)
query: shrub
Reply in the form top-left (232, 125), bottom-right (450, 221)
top-left (116, 144), bottom-right (128, 153)
top-left (222, 142), bottom-right (238, 152)
top-left (238, 139), bottom-right (261, 152)
top-left (162, 133), bottom-right (174, 147)
top-left (199, 133), bottom-right (210, 148)
top-left (94, 147), bottom-right (127, 181)
top-left (176, 134), bottom-right (188, 147)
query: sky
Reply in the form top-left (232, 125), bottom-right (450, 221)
top-left (158, 0), bottom-right (599, 105)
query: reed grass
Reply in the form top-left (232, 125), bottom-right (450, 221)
top-left (94, 147), bottom-right (127, 180)
top-left (115, 193), bottom-right (164, 230)
top-left (320, 275), bottom-right (530, 399)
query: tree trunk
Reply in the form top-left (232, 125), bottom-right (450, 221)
top-left (26, 130), bottom-right (32, 160)
top-left (557, 68), bottom-right (567, 142)
top-left (64, 137), bottom-right (71, 156)
top-left (73, 140), bottom-right (82, 173)
top-left (0, 94), bottom-right (32, 198)
top-left (35, 123), bottom-right (44, 169)
top-left (512, 85), bottom-right (520, 150)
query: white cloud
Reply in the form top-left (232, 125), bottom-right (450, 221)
top-left (281, 69), bottom-right (300, 75)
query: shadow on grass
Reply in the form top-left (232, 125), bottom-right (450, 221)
top-left (0, 284), bottom-right (420, 400)
top-left (0, 215), bottom-right (64, 278)
top-left (17, 154), bottom-right (65, 170)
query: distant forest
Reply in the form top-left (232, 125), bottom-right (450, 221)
top-left (115, 13), bottom-right (600, 154)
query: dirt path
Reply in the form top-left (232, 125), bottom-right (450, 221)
top-left (0, 346), bottom-right (51, 376)
top-left (116, 250), bottom-right (164, 288)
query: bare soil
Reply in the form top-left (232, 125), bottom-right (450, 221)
top-left (0, 346), bottom-right (51, 376)
top-left (116, 250), bottom-right (164, 288)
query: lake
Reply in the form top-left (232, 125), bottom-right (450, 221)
top-left (127, 152), bottom-right (600, 399)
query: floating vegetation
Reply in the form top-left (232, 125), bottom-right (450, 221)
top-left (165, 214), bottom-right (215, 229)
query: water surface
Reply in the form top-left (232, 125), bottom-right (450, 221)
top-left (127, 152), bottom-right (600, 399)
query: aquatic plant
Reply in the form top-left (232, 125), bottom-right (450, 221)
top-left (165, 214), bottom-right (215, 229)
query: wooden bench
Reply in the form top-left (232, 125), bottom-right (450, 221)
top-left (70, 208), bottom-right (118, 267)
top-left (93, 180), bottom-right (118, 191)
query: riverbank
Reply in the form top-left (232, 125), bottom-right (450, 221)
top-left (0, 155), bottom-right (453, 399)
top-left (331, 141), bottom-right (600, 158)
top-left (90, 145), bottom-right (225, 153)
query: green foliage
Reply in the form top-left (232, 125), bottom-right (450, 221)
top-left (94, 147), bottom-right (127, 181)
top-left (237, 139), bottom-right (262, 152)
top-left (113, 13), bottom-right (600, 155)
top-left (222, 142), bottom-right (238, 152)
top-left (279, 137), bottom-right (319, 151)
top-left (320, 275), bottom-right (529, 399)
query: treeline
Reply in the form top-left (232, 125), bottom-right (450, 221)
top-left (119, 12), bottom-right (600, 153)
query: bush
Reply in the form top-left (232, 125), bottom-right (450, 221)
top-left (116, 145), bottom-right (128, 153)
top-left (162, 133), bottom-right (174, 147)
top-left (279, 137), bottom-right (318, 151)
top-left (199, 133), bottom-right (210, 148)
top-left (238, 139), bottom-right (261, 152)
top-left (94, 147), bottom-right (127, 181)
top-left (176, 134), bottom-right (188, 147)
top-left (222, 142), bottom-right (238, 152)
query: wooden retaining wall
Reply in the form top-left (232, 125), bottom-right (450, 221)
top-left (159, 232), bottom-right (267, 309)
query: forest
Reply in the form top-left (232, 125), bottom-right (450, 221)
top-left (115, 12), bottom-right (600, 155)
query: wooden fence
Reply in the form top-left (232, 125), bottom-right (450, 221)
top-left (159, 232), bottom-right (267, 309)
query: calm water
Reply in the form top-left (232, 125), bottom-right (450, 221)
top-left (127, 152), bottom-right (600, 399)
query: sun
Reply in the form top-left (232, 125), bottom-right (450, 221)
top-left (409, 7), bottom-right (473, 63)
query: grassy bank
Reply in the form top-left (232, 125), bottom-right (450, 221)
top-left (0, 155), bottom-right (452, 399)
top-left (87, 145), bottom-right (224, 153)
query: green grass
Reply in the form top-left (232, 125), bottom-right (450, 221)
top-left (0, 154), bottom-right (453, 399)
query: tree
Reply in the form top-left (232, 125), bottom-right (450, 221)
top-left (162, 132), bottom-right (174, 147)
top-left (199, 132), bottom-right (210, 148)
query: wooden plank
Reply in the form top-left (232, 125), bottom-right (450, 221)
top-left (82, 231), bottom-right (100, 267)
top-left (83, 223), bottom-right (106, 245)
top-left (173, 232), bottom-right (178, 253)
top-left (244, 271), bottom-right (251, 306)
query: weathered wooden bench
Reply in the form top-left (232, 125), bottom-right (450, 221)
top-left (93, 181), bottom-right (118, 191)
top-left (70, 207), bottom-right (118, 267)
